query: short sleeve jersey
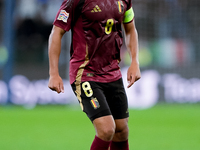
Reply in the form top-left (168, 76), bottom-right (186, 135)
top-left (54, 0), bottom-right (134, 84)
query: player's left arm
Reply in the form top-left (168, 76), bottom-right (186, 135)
top-left (123, 17), bottom-right (141, 88)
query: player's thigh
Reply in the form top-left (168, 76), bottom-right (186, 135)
top-left (105, 78), bottom-right (129, 120)
top-left (71, 81), bottom-right (112, 122)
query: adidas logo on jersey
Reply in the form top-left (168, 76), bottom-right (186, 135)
top-left (91, 5), bottom-right (101, 12)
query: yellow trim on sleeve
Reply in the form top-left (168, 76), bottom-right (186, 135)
top-left (123, 7), bottom-right (134, 23)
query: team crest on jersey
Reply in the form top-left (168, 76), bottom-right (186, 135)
top-left (90, 97), bottom-right (100, 109)
top-left (117, 1), bottom-right (124, 14)
top-left (57, 10), bottom-right (69, 23)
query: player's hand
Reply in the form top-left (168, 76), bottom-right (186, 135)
top-left (127, 61), bottom-right (141, 88)
top-left (48, 75), bottom-right (64, 93)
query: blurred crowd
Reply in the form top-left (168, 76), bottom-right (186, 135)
top-left (15, 0), bottom-right (63, 24)
top-left (13, 0), bottom-right (63, 63)
top-left (0, 0), bottom-right (3, 43)
top-left (134, 0), bottom-right (200, 39)
top-left (133, 0), bottom-right (200, 64)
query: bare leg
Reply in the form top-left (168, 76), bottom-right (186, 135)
top-left (112, 118), bottom-right (129, 142)
top-left (110, 118), bottom-right (129, 150)
top-left (93, 115), bottom-right (116, 141)
top-left (90, 115), bottom-right (116, 150)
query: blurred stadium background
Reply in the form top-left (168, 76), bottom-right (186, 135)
top-left (0, 0), bottom-right (200, 150)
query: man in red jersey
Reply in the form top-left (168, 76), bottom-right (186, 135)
top-left (48, 0), bottom-right (141, 149)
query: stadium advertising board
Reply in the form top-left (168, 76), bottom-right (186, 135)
top-left (0, 68), bottom-right (200, 109)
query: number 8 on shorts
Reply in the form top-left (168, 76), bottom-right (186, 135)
top-left (82, 82), bottom-right (93, 97)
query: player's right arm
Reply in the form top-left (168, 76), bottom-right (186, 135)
top-left (48, 25), bottom-right (66, 93)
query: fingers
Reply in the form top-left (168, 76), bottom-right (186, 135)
top-left (48, 83), bottom-right (64, 93)
top-left (127, 75), bottom-right (134, 88)
top-left (127, 82), bottom-right (133, 88)
top-left (60, 84), bottom-right (64, 93)
top-left (127, 74), bottom-right (141, 88)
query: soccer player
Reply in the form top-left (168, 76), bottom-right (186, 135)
top-left (48, 0), bottom-right (141, 149)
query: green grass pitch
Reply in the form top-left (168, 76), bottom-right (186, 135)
top-left (0, 103), bottom-right (200, 150)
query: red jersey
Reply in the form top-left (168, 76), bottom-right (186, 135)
top-left (54, 0), bottom-right (133, 84)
